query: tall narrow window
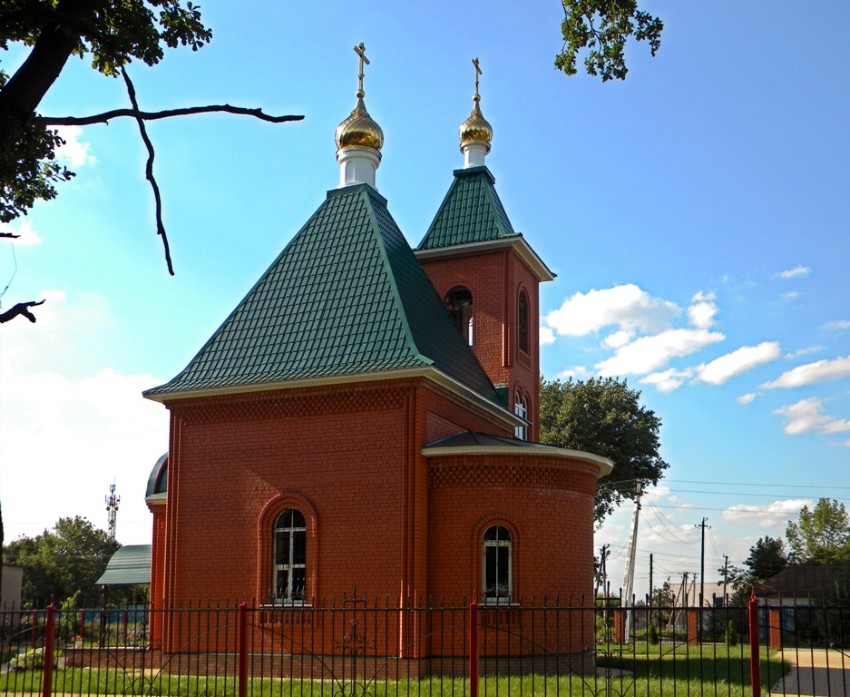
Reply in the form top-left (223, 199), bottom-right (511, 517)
top-left (483, 525), bottom-right (513, 603)
top-left (518, 290), bottom-right (530, 354)
top-left (514, 391), bottom-right (528, 441)
top-left (273, 509), bottom-right (306, 603)
top-left (445, 286), bottom-right (474, 346)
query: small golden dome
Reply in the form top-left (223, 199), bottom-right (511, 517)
top-left (459, 96), bottom-right (492, 151)
top-left (335, 97), bottom-right (384, 152)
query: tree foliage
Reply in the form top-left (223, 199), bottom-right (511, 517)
top-left (3, 516), bottom-right (120, 607)
top-left (556, 0), bottom-right (663, 81)
top-left (721, 536), bottom-right (788, 604)
top-left (786, 498), bottom-right (850, 565)
top-left (0, 0), bottom-right (301, 322)
top-left (539, 376), bottom-right (668, 521)
top-left (0, 0), bottom-right (212, 224)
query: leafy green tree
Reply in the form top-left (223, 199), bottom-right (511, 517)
top-left (786, 498), bottom-right (850, 564)
top-left (540, 377), bottom-right (668, 521)
top-left (0, 0), bottom-right (301, 324)
top-left (3, 516), bottom-right (119, 607)
top-left (556, 0), bottom-right (664, 81)
top-left (745, 536), bottom-right (788, 580)
top-left (0, 0), bottom-right (211, 225)
top-left (721, 536), bottom-right (788, 604)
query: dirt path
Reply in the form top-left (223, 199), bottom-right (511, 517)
top-left (769, 648), bottom-right (850, 697)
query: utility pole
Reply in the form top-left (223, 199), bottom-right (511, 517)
top-left (722, 555), bottom-right (729, 606)
top-left (622, 483), bottom-right (643, 642)
top-left (695, 517), bottom-right (710, 608)
top-left (648, 553), bottom-right (654, 607)
top-left (105, 481), bottom-right (120, 541)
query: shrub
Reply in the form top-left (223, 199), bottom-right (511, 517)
top-left (10, 647), bottom-right (47, 671)
top-left (725, 619), bottom-right (739, 646)
top-left (647, 623), bottom-right (659, 645)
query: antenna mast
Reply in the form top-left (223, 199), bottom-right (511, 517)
top-left (105, 481), bottom-right (120, 540)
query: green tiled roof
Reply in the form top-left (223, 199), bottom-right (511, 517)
top-left (145, 185), bottom-right (499, 403)
top-left (417, 166), bottom-right (519, 250)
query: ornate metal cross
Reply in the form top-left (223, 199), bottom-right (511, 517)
top-left (354, 43), bottom-right (370, 98)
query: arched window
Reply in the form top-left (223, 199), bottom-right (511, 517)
top-left (445, 286), bottom-right (473, 346)
top-left (514, 391), bottom-right (528, 441)
top-left (483, 525), bottom-right (513, 603)
top-left (273, 509), bottom-right (306, 603)
top-left (518, 290), bottom-right (530, 354)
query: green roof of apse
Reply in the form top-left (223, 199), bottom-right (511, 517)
top-left (417, 166), bottom-right (519, 250)
top-left (145, 184), bottom-right (499, 403)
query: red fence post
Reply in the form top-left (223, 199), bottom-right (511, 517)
top-left (238, 602), bottom-right (248, 697)
top-left (469, 600), bottom-right (478, 697)
top-left (748, 589), bottom-right (761, 697)
top-left (41, 603), bottom-right (55, 697)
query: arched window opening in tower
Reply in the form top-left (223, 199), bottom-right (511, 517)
top-left (518, 289), bottom-right (530, 354)
top-left (445, 286), bottom-right (474, 346)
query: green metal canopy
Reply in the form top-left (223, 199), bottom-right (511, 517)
top-left (96, 545), bottom-right (151, 586)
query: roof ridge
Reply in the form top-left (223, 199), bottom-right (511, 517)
top-left (360, 188), bottom-right (434, 367)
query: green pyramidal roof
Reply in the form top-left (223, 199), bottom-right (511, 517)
top-left (145, 184), bottom-right (499, 403)
top-left (417, 166), bottom-right (519, 250)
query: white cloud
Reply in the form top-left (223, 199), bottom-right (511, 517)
top-left (544, 284), bottom-right (680, 337)
top-left (737, 392), bottom-right (758, 405)
top-left (722, 498), bottom-right (812, 529)
top-left (773, 397), bottom-right (850, 435)
top-left (1, 220), bottom-right (42, 246)
top-left (687, 291), bottom-right (718, 329)
top-left (54, 126), bottom-right (96, 168)
top-left (641, 368), bottom-right (693, 393)
top-left (0, 289), bottom-right (168, 544)
top-left (781, 291), bottom-right (800, 301)
top-left (602, 329), bottom-right (634, 349)
top-left (556, 365), bottom-right (592, 380)
top-left (695, 341), bottom-right (782, 385)
top-left (787, 346), bottom-right (823, 358)
top-left (539, 325), bottom-right (555, 345)
top-left (761, 354), bottom-right (850, 389)
top-left (823, 320), bottom-right (850, 332)
top-left (777, 265), bottom-right (811, 279)
top-left (596, 328), bottom-right (725, 376)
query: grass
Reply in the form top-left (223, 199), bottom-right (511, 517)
top-left (0, 643), bottom-right (791, 697)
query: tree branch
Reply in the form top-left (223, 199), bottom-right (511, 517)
top-left (0, 299), bottom-right (45, 324)
top-left (0, 232), bottom-right (20, 239)
top-left (120, 66), bottom-right (174, 275)
top-left (36, 105), bottom-right (305, 127)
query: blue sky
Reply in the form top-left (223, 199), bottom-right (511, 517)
top-left (2, 2), bottom-right (849, 600)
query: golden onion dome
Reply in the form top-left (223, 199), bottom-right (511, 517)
top-left (335, 96), bottom-right (384, 152)
top-left (459, 96), bottom-right (492, 151)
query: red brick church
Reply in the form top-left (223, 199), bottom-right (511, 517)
top-left (143, 53), bottom-right (610, 650)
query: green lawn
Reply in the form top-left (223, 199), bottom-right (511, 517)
top-left (0, 644), bottom-right (790, 697)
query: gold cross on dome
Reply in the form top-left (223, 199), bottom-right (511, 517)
top-left (472, 57), bottom-right (482, 100)
top-left (354, 43), bottom-right (370, 98)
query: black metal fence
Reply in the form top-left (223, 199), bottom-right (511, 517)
top-left (1, 597), bottom-right (848, 696)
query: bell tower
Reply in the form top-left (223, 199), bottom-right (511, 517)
top-left (415, 59), bottom-right (554, 441)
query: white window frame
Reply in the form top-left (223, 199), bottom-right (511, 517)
top-left (273, 509), bottom-right (307, 604)
top-left (482, 525), bottom-right (513, 604)
top-left (514, 392), bottom-right (528, 441)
